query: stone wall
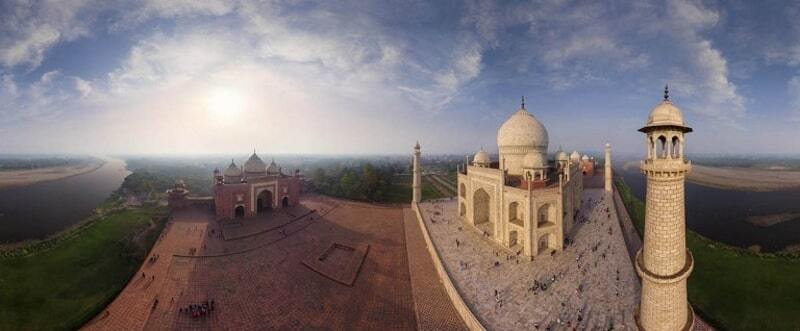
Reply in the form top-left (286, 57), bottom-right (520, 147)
top-left (411, 203), bottom-right (486, 331)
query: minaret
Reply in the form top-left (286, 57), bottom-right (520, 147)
top-left (412, 141), bottom-right (422, 203)
top-left (604, 143), bottom-right (612, 192)
top-left (636, 85), bottom-right (695, 330)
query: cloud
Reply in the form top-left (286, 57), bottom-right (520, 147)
top-left (789, 76), bottom-right (800, 122)
top-left (0, 0), bottom-right (94, 68)
top-left (666, 0), bottom-right (745, 124)
top-left (0, 70), bottom-right (96, 127)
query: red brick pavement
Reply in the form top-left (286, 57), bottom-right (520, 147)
top-left (403, 208), bottom-right (467, 331)
top-left (85, 196), bottom-right (476, 330)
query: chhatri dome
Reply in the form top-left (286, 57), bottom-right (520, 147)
top-left (244, 151), bottom-right (267, 174)
top-left (473, 148), bottom-right (490, 165)
top-left (555, 147), bottom-right (569, 162)
top-left (523, 152), bottom-right (544, 168)
top-left (497, 97), bottom-right (549, 151)
top-left (640, 85), bottom-right (693, 133)
top-left (570, 151), bottom-right (581, 162)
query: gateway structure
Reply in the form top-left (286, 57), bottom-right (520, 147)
top-left (212, 152), bottom-right (302, 220)
top-left (456, 99), bottom-right (583, 258)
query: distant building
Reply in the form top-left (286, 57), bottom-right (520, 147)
top-left (211, 152), bottom-right (302, 220)
top-left (456, 98), bottom-right (583, 259)
top-left (167, 152), bottom-right (302, 220)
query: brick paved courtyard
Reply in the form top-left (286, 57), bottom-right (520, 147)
top-left (84, 195), bottom-right (464, 330)
top-left (419, 189), bottom-right (641, 330)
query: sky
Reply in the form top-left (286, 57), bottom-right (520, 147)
top-left (1, 0), bottom-right (800, 156)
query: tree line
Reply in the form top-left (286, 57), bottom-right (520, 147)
top-left (311, 163), bottom-right (401, 202)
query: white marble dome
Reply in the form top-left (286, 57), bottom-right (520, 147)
top-left (555, 149), bottom-right (569, 162)
top-left (473, 149), bottom-right (490, 164)
top-left (244, 152), bottom-right (267, 174)
top-left (523, 152), bottom-right (544, 168)
top-left (646, 101), bottom-right (685, 127)
top-left (581, 155), bottom-right (590, 161)
top-left (497, 108), bottom-right (549, 150)
top-left (570, 151), bottom-right (581, 161)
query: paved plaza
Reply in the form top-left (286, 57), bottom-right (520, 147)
top-left (419, 189), bottom-right (641, 330)
top-left (84, 195), bottom-right (465, 330)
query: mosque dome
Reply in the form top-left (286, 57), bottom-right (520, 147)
top-left (224, 160), bottom-right (242, 178)
top-left (473, 149), bottom-right (490, 165)
top-left (244, 152), bottom-right (267, 174)
top-left (523, 152), bottom-right (544, 169)
top-left (570, 151), bottom-right (581, 161)
top-left (581, 155), bottom-right (590, 161)
top-left (640, 86), bottom-right (692, 132)
top-left (497, 104), bottom-right (549, 151)
top-left (266, 159), bottom-right (279, 174)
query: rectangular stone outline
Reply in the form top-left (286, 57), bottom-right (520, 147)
top-left (301, 241), bottom-right (369, 286)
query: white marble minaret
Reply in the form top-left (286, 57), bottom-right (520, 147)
top-left (412, 141), bottom-right (422, 203)
top-left (604, 143), bottom-right (612, 192)
top-left (635, 86), bottom-right (695, 330)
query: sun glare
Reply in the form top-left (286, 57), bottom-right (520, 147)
top-left (206, 87), bottom-right (246, 118)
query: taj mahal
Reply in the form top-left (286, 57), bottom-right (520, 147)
top-left (412, 87), bottom-right (696, 330)
top-left (453, 99), bottom-right (591, 259)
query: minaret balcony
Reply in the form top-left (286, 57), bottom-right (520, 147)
top-left (640, 158), bottom-right (691, 176)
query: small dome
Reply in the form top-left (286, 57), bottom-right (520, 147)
top-left (581, 155), bottom-right (589, 161)
top-left (640, 87), bottom-right (692, 132)
top-left (555, 147), bottom-right (568, 161)
top-left (266, 159), bottom-right (279, 174)
top-left (570, 151), bottom-right (581, 161)
top-left (224, 160), bottom-right (242, 177)
top-left (523, 152), bottom-right (544, 168)
top-left (244, 152), bottom-right (267, 174)
top-left (473, 149), bottom-right (490, 164)
top-left (497, 107), bottom-right (549, 150)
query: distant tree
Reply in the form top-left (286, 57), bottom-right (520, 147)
top-left (339, 169), bottom-right (360, 199)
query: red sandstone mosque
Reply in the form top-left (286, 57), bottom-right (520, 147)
top-left (168, 151), bottom-right (302, 220)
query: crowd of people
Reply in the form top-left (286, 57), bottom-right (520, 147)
top-left (421, 191), bottom-right (638, 330)
top-left (179, 300), bottom-right (216, 318)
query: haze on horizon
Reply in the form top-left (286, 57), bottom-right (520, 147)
top-left (2, 0), bottom-right (800, 156)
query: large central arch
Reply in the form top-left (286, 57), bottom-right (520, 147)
top-left (472, 188), bottom-right (491, 225)
top-left (257, 190), bottom-right (274, 213)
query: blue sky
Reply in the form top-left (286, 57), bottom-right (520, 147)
top-left (1, 0), bottom-right (800, 156)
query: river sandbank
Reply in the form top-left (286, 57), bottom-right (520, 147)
top-left (686, 164), bottom-right (800, 192)
top-left (745, 213), bottom-right (800, 227)
top-left (0, 161), bottom-right (104, 189)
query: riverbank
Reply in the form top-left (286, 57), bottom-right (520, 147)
top-left (0, 200), bottom-right (169, 330)
top-left (687, 164), bottom-right (800, 191)
top-left (615, 178), bottom-right (800, 330)
top-left (0, 160), bottom-right (105, 189)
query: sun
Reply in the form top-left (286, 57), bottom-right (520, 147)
top-left (206, 87), bottom-right (246, 117)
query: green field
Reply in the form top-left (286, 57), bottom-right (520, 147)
top-left (0, 205), bottom-right (168, 331)
top-left (615, 179), bottom-right (800, 330)
top-left (383, 174), bottom-right (444, 203)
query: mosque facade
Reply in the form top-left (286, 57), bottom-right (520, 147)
top-left (456, 100), bottom-right (584, 258)
top-left (212, 152), bottom-right (302, 220)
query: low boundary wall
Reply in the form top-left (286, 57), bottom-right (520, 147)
top-left (411, 202), bottom-right (485, 331)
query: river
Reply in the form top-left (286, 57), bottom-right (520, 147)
top-left (0, 157), bottom-right (130, 243)
top-left (618, 165), bottom-right (800, 252)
